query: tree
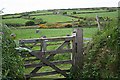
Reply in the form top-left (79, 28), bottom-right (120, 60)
top-left (63, 12), bottom-right (67, 15)
top-left (73, 11), bottom-right (76, 14)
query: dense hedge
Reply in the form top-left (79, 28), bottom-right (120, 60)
top-left (82, 20), bottom-right (120, 79)
top-left (2, 25), bottom-right (24, 79)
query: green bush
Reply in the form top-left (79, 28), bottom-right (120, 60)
top-left (2, 25), bottom-right (25, 79)
top-left (25, 20), bottom-right (35, 26)
top-left (63, 12), bottom-right (67, 15)
top-left (82, 20), bottom-right (120, 79)
top-left (73, 11), bottom-right (77, 14)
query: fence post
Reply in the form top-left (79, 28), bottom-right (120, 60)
top-left (96, 15), bottom-right (101, 31)
top-left (72, 28), bottom-right (83, 79)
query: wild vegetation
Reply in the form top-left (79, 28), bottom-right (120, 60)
top-left (82, 19), bottom-right (120, 79)
top-left (2, 25), bottom-right (25, 79)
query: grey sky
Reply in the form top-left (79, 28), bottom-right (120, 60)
top-left (0, 0), bottom-right (119, 14)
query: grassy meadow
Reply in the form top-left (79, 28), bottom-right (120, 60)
top-left (32, 15), bottom-right (77, 23)
top-left (2, 18), bottom-right (30, 25)
top-left (12, 28), bottom-right (97, 40)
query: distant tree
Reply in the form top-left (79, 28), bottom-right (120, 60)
top-left (63, 12), bottom-right (67, 15)
top-left (21, 12), bottom-right (29, 16)
top-left (73, 11), bottom-right (77, 14)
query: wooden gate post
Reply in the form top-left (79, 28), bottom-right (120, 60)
top-left (72, 28), bottom-right (83, 79)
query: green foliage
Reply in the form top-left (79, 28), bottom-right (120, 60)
top-left (73, 11), bottom-right (77, 14)
top-left (2, 25), bottom-right (25, 79)
top-left (25, 20), bottom-right (35, 26)
top-left (82, 20), bottom-right (120, 79)
top-left (62, 12), bottom-right (67, 15)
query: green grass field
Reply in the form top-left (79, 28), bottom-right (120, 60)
top-left (12, 28), bottom-right (97, 40)
top-left (2, 18), bottom-right (30, 25)
top-left (59, 9), bottom-right (108, 15)
top-left (2, 14), bottom-right (21, 18)
top-left (73, 11), bottom-right (118, 18)
top-left (32, 15), bottom-right (77, 23)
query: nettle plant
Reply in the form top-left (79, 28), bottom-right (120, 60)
top-left (2, 25), bottom-right (25, 79)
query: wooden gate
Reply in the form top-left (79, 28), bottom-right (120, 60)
top-left (19, 28), bottom-right (83, 79)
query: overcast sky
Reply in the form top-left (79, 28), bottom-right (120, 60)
top-left (0, 0), bottom-right (120, 14)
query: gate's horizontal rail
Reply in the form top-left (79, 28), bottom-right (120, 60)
top-left (25, 60), bottom-right (72, 68)
top-left (21, 49), bottom-right (72, 58)
top-left (19, 36), bottom-right (73, 44)
top-left (32, 49), bottom-right (72, 54)
top-left (21, 42), bottom-right (65, 47)
top-left (25, 69), bottom-right (70, 77)
top-left (19, 37), bottom-right (91, 44)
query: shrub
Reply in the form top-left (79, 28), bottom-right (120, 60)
top-left (25, 21), bottom-right (35, 26)
top-left (82, 20), bottom-right (119, 79)
top-left (38, 24), bottom-right (48, 28)
top-left (2, 25), bottom-right (25, 79)
top-left (73, 11), bottom-right (77, 14)
top-left (63, 12), bottom-right (67, 15)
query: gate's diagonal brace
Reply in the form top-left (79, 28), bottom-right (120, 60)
top-left (31, 53), bottom-right (68, 77)
top-left (27, 41), bottom-right (70, 78)
top-left (30, 42), bottom-right (38, 48)
top-left (29, 53), bottom-right (44, 77)
top-left (56, 41), bottom-right (70, 51)
top-left (29, 41), bottom-right (70, 74)
top-left (46, 41), bottom-right (70, 60)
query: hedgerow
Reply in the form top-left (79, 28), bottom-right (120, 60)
top-left (82, 19), bottom-right (120, 79)
top-left (2, 25), bottom-right (25, 80)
